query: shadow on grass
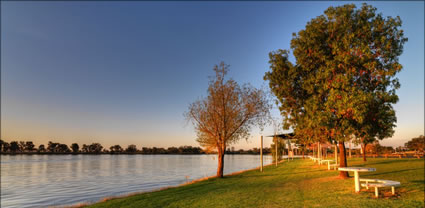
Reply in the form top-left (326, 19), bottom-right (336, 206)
top-left (240, 169), bottom-right (325, 178)
top-left (365, 168), bottom-right (423, 177)
top-left (408, 180), bottom-right (425, 185)
top-left (363, 159), bottom-right (414, 166)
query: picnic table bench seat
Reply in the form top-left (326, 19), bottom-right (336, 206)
top-left (360, 178), bottom-right (401, 197)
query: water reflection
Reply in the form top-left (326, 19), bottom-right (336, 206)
top-left (1, 154), bottom-right (272, 208)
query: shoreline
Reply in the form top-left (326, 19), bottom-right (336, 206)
top-left (49, 157), bottom-right (423, 208)
top-left (65, 159), bottom-right (291, 208)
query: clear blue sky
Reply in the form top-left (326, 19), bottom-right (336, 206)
top-left (2, 1), bottom-right (423, 149)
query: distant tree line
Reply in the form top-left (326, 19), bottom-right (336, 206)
top-left (397, 135), bottom-right (424, 153)
top-left (3, 137), bottom-right (417, 155)
top-left (0, 139), bottom-right (268, 155)
top-left (364, 141), bottom-right (395, 154)
top-left (225, 147), bottom-right (272, 155)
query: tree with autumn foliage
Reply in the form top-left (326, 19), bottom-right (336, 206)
top-left (186, 62), bottom-right (271, 178)
top-left (264, 3), bottom-right (407, 178)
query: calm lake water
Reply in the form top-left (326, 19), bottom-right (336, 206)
top-left (1, 154), bottom-right (273, 208)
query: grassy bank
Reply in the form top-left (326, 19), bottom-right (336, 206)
top-left (86, 158), bottom-right (424, 208)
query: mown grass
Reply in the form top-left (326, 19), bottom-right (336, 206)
top-left (86, 158), bottom-right (424, 208)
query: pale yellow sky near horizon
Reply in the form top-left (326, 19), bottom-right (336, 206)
top-left (1, 92), bottom-right (423, 150)
top-left (2, 116), bottom-right (423, 150)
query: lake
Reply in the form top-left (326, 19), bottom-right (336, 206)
top-left (1, 154), bottom-right (273, 208)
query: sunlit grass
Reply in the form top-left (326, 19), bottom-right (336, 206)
top-left (86, 158), bottom-right (424, 208)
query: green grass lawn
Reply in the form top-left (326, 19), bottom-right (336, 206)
top-left (86, 158), bottom-right (424, 208)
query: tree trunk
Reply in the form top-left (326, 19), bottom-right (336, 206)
top-left (217, 148), bottom-right (225, 178)
top-left (302, 150), bottom-right (305, 159)
top-left (362, 143), bottom-right (367, 162)
top-left (339, 142), bottom-right (349, 178)
top-left (217, 145), bottom-right (226, 178)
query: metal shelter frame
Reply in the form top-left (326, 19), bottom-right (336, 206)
top-left (260, 133), bottom-right (295, 172)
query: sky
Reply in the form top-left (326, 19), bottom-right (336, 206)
top-left (1, 1), bottom-right (424, 150)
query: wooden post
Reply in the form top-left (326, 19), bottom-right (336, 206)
top-left (260, 136), bottom-right (263, 172)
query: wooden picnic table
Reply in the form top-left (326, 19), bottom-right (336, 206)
top-left (338, 167), bottom-right (376, 192)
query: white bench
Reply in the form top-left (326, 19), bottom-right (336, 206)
top-left (360, 178), bottom-right (401, 197)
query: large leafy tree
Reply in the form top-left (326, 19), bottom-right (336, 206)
top-left (186, 62), bottom-right (270, 178)
top-left (265, 4), bottom-right (406, 178)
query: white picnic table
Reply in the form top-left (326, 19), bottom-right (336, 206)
top-left (338, 167), bottom-right (376, 192)
top-left (321, 159), bottom-right (334, 170)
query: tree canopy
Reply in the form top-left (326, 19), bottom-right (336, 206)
top-left (186, 62), bottom-right (271, 177)
top-left (264, 3), bottom-right (407, 178)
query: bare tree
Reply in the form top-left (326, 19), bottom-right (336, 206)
top-left (185, 62), bottom-right (271, 178)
